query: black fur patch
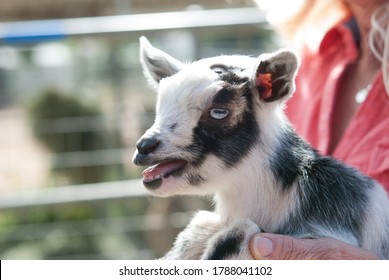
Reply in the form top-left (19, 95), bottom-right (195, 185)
top-left (273, 129), bottom-right (373, 243)
top-left (269, 126), bottom-right (316, 191)
top-left (188, 98), bottom-right (258, 168)
top-left (206, 232), bottom-right (243, 260)
top-left (212, 87), bottom-right (237, 105)
top-left (210, 64), bottom-right (247, 85)
top-left (186, 68), bottom-right (258, 168)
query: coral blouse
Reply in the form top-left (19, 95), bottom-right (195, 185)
top-left (285, 18), bottom-right (389, 192)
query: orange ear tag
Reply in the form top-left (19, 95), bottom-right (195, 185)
top-left (256, 73), bottom-right (272, 100)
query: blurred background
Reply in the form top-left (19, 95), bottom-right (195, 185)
top-left (0, 0), bottom-right (280, 259)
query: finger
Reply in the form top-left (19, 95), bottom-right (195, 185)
top-left (249, 233), bottom-right (313, 260)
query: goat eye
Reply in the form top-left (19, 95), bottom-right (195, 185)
top-left (210, 108), bottom-right (229, 120)
top-left (212, 67), bottom-right (225, 75)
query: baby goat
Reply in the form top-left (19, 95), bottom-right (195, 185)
top-left (132, 37), bottom-right (389, 259)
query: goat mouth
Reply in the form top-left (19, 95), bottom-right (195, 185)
top-left (142, 159), bottom-right (188, 189)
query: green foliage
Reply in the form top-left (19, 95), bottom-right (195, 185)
top-left (0, 199), bottom-right (152, 259)
top-left (28, 88), bottom-right (102, 154)
top-left (0, 89), bottom-right (149, 260)
top-left (28, 88), bottom-right (125, 184)
top-left (29, 88), bottom-right (99, 120)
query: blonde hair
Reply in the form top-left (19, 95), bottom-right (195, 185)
top-left (370, 4), bottom-right (389, 95)
top-left (254, 0), bottom-right (348, 41)
top-left (255, 0), bottom-right (389, 96)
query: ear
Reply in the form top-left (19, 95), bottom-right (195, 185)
top-left (252, 50), bottom-right (298, 102)
top-left (139, 36), bottom-right (184, 88)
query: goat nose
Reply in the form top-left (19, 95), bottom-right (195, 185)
top-left (136, 136), bottom-right (159, 154)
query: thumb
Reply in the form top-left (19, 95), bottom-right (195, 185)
top-left (249, 233), bottom-right (379, 260)
top-left (249, 233), bottom-right (314, 260)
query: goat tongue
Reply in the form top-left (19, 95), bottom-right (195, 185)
top-left (142, 159), bottom-right (187, 182)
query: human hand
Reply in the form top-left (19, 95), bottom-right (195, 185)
top-left (249, 233), bottom-right (379, 260)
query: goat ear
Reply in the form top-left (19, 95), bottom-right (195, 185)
top-left (140, 36), bottom-right (184, 88)
top-left (253, 50), bottom-right (298, 102)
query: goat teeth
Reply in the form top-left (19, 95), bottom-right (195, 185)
top-left (144, 173), bottom-right (164, 182)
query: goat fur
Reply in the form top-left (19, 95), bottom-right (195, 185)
top-left (133, 37), bottom-right (389, 259)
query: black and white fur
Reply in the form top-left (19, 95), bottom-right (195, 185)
top-left (132, 37), bottom-right (389, 260)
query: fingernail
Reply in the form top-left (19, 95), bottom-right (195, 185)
top-left (253, 235), bottom-right (273, 258)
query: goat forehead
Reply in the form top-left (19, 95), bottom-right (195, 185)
top-left (155, 56), bottom-right (255, 125)
top-left (158, 67), bottom-right (221, 111)
top-left (199, 55), bottom-right (255, 68)
top-left (158, 55), bottom-right (254, 104)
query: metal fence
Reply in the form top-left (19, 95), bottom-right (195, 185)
top-left (0, 179), bottom-right (197, 259)
top-left (0, 7), bottom-right (275, 259)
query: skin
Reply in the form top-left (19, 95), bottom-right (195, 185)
top-left (329, 0), bottom-right (385, 153)
top-left (250, 233), bottom-right (379, 260)
top-left (250, 0), bottom-right (388, 260)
